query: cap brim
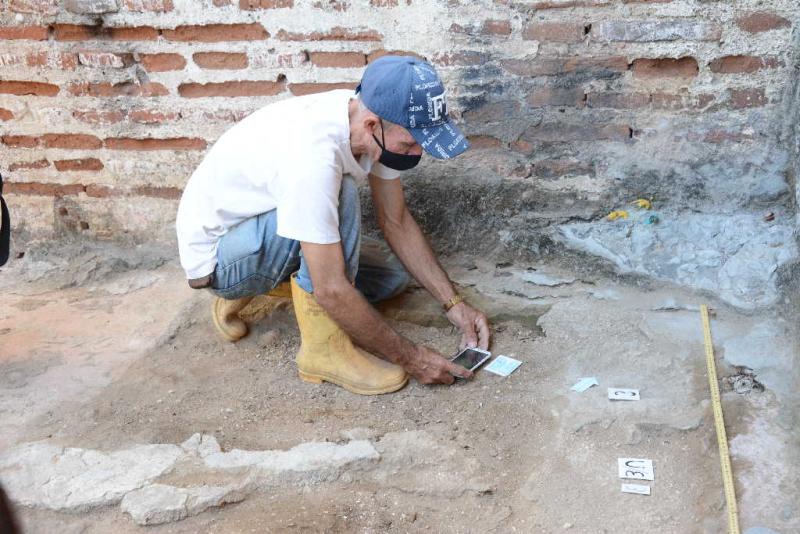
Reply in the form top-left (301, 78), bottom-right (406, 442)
top-left (409, 120), bottom-right (469, 160)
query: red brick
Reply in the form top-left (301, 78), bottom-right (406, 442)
top-left (702, 130), bottom-right (753, 144)
top-left (696, 94), bottom-right (715, 108)
top-left (587, 92), bottom-right (650, 109)
top-left (650, 92), bottom-right (684, 110)
top-left (83, 185), bottom-right (185, 199)
top-left (646, 92), bottom-right (713, 111)
top-left (78, 51), bottom-right (133, 68)
top-left (522, 123), bottom-right (631, 142)
top-left (162, 24), bottom-right (268, 42)
top-left (132, 185), bottom-right (182, 199)
top-left (736, 12), bottom-right (791, 33)
top-left (213, 0), bottom-right (232, 4)
top-left (276, 27), bottom-right (382, 41)
top-left (0, 26), bottom-right (48, 40)
top-left (104, 137), bottom-right (207, 150)
top-left (532, 159), bottom-right (594, 178)
top-left (309, 51), bottom-right (366, 68)
top-left (0, 108), bottom-right (13, 121)
top-left (239, 0), bottom-right (293, 8)
top-left (313, 0), bottom-right (348, 9)
top-left (193, 52), bottom-right (249, 69)
top-left (54, 158), bottom-right (104, 171)
top-left (2, 135), bottom-right (40, 148)
top-left (67, 82), bottom-right (169, 97)
top-left (8, 0), bottom-right (58, 14)
top-left (139, 53), bottom-right (187, 72)
top-left (85, 184), bottom-right (113, 197)
top-left (503, 56), bottom-right (628, 77)
top-left (288, 82), bottom-right (358, 96)
top-left (0, 81), bottom-right (59, 96)
top-left (729, 88), bottom-right (768, 109)
top-left (42, 134), bottom-right (103, 149)
top-left (523, 22), bottom-right (586, 43)
top-left (481, 20), bottom-right (512, 36)
top-left (72, 109), bottom-right (126, 124)
top-left (466, 135), bottom-right (502, 149)
top-left (129, 110), bottom-right (179, 123)
top-left (178, 80), bottom-right (286, 97)
top-left (53, 24), bottom-right (159, 41)
top-left (370, 0), bottom-right (399, 5)
top-left (632, 57), bottom-right (698, 78)
top-left (709, 55), bottom-right (783, 74)
top-left (25, 51), bottom-right (79, 70)
top-left (528, 0), bottom-right (609, 7)
top-left (5, 182), bottom-right (84, 196)
top-left (432, 51), bottom-right (488, 66)
top-left (9, 159), bottom-right (50, 171)
top-left (122, 0), bottom-right (174, 11)
top-left (201, 109), bottom-right (254, 122)
top-left (528, 87), bottom-right (585, 107)
top-left (368, 49), bottom-right (425, 63)
top-left (511, 140), bottom-right (534, 155)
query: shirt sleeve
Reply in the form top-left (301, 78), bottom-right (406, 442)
top-left (274, 154), bottom-right (342, 244)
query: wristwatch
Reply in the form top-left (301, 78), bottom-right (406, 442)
top-left (443, 294), bottom-right (464, 312)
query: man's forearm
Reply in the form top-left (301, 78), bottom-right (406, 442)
top-left (382, 209), bottom-right (457, 305)
top-left (316, 281), bottom-right (418, 366)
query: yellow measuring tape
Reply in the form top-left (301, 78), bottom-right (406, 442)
top-left (700, 304), bottom-right (740, 534)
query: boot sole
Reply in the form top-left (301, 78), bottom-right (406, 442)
top-left (298, 370), bottom-right (408, 396)
top-left (212, 299), bottom-right (247, 342)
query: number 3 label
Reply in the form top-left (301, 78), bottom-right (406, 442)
top-left (618, 458), bottom-right (654, 481)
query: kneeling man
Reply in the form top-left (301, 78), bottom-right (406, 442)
top-left (176, 55), bottom-right (490, 395)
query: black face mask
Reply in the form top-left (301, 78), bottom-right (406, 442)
top-left (372, 120), bottom-right (421, 171)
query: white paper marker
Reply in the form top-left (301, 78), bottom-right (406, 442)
top-left (608, 388), bottom-right (640, 401)
top-left (484, 355), bottom-right (522, 377)
top-left (621, 483), bottom-right (651, 495)
top-left (571, 377), bottom-right (599, 392)
top-left (618, 458), bottom-right (654, 481)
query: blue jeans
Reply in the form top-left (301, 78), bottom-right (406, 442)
top-left (211, 175), bottom-right (411, 303)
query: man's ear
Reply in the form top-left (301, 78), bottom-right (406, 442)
top-left (362, 114), bottom-right (379, 135)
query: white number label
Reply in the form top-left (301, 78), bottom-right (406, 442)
top-left (618, 458), bottom-right (654, 481)
top-left (608, 388), bottom-right (640, 401)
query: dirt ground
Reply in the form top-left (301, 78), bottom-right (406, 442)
top-left (1, 241), bottom-right (798, 533)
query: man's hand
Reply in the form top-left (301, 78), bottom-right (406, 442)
top-left (403, 345), bottom-right (473, 385)
top-left (446, 302), bottom-right (491, 351)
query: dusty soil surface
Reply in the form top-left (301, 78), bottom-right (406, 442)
top-left (1, 241), bottom-right (797, 533)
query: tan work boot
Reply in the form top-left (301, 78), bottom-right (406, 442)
top-left (290, 274), bottom-right (408, 395)
top-left (212, 281), bottom-right (293, 342)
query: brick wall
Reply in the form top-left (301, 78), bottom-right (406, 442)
top-left (1, 0), bottom-right (797, 248)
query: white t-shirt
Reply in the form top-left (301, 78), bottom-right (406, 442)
top-left (176, 90), bottom-right (401, 280)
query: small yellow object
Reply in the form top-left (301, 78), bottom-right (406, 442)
top-left (443, 294), bottom-right (465, 312)
top-left (632, 198), bottom-right (652, 210)
top-left (607, 210), bottom-right (629, 221)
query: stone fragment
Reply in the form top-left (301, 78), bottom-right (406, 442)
top-left (0, 442), bottom-right (183, 512)
top-left (520, 272), bottom-right (576, 287)
top-left (181, 433), bottom-right (221, 458)
top-left (556, 214), bottom-right (798, 309)
top-left (121, 484), bottom-right (188, 525)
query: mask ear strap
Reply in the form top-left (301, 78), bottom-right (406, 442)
top-left (380, 118), bottom-right (386, 148)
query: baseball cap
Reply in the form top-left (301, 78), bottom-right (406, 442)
top-left (355, 55), bottom-right (469, 160)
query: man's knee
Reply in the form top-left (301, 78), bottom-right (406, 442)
top-left (377, 264), bottom-right (411, 301)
